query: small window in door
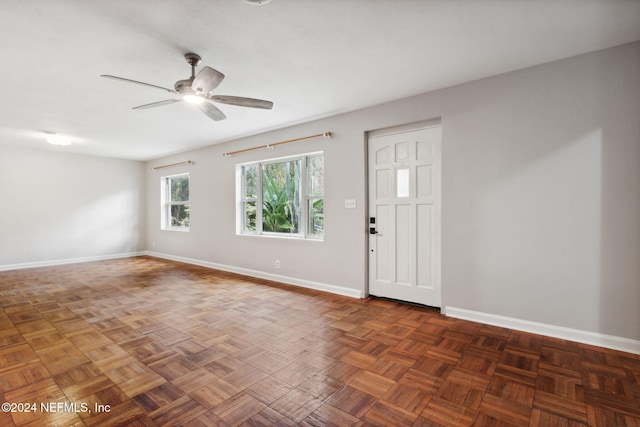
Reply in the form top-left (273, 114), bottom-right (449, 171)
top-left (396, 168), bottom-right (410, 197)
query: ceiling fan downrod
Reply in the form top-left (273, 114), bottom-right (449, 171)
top-left (184, 53), bottom-right (201, 79)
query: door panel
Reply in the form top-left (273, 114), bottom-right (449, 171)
top-left (376, 204), bottom-right (390, 281)
top-left (368, 126), bottom-right (441, 306)
top-left (417, 204), bottom-right (432, 288)
top-left (416, 165), bottom-right (432, 198)
top-left (396, 204), bottom-right (411, 284)
top-left (376, 169), bottom-right (390, 198)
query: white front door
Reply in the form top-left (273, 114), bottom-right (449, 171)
top-left (368, 126), bottom-right (441, 306)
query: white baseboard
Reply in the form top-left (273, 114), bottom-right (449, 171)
top-left (145, 251), bottom-right (364, 299)
top-left (444, 306), bottom-right (640, 355)
top-left (0, 252), bottom-right (146, 272)
top-left (9, 253), bottom-right (634, 354)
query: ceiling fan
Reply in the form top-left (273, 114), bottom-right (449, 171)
top-left (101, 53), bottom-right (273, 121)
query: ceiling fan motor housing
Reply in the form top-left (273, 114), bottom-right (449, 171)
top-left (174, 78), bottom-right (195, 94)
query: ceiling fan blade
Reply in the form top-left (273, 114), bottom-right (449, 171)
top-left (192, 66), bottom-right (225, 96)
top-left (198, 102), bottom-right (227, 121)
top-left (132, 99), bottom-right (183, 109)
top-left (209, 95), bottom-right (273, 110)
top-left (101, 74), bottom-right (178, 94)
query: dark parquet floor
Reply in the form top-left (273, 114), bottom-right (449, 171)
top-left (0, 256), bottom-right (638, 426)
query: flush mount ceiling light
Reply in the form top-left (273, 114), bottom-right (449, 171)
top-left (243, 0), bottom-right (272, 5)
top-left (40, 131), bottom-right (72, 146)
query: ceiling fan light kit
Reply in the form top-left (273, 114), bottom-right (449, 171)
top-left (183, 94), bottom-right (205, 104)
top-left (101, 53), bottom-right (273, 122)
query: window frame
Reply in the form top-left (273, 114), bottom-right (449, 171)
top-left (304, 153), bottom-right (324, 239)
top-left (161, 173), bottom-right (190, 231)
top-left (239, 163), bottom-right (260, 233)
top-left (237, 152), bottom-right (324, 240)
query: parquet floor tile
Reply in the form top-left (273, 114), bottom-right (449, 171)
top-left (301, 402), bottom-right (359, 426)
top-left (348, 369), bottom-right (396, 398)
top-left (383, 382), bottom-right (433, 414)
top-left (53, 362), bottom-right (115, 401)
top-left (246, 375), bottom-right (294, 406)
top-left (211, 391), bottom-right (267, 426)
top-left (362, 400), bottom-right (418, 426)
top-left (0, 256), bottom-right (638, 426)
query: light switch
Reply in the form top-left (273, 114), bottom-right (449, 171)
top-left (345, 199), bottom-right (357, 209)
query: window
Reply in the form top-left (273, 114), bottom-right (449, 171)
top-left (238, 152), bottom-right (324, 239)
top-left (161, 173), bottom-right (190, 230)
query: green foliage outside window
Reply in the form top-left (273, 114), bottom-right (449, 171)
top-left (309, 198), bottom-right (323, 235)
top-left (240, 153), bottom-right (323, 238)
top-left (262, 160), bottom-right (301, 233)
top-left (165, 174), bottom-right (190, 229)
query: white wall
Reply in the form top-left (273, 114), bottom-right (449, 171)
top-left (0, 145), bottom-right (146, 268)
top-left (147, 42), bottom-right (639, 342)
top-left (146, 119), bottom-right (367, 297)
top-left (440, 42), bottom-right (640, 344)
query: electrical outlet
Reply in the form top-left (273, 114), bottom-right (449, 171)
top-left (275, 259), bottom-right (280, 269)
top-left (345, 199), bottom-right (357, 209)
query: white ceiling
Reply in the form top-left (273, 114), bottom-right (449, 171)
top-left (1, 0), bottom-right (638, 161)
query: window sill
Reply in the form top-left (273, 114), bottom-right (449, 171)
top-left (237, 232), bottom-right (322, 241)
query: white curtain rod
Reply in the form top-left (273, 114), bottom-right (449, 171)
top-left (222, 132), bottom-right (332, 157)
